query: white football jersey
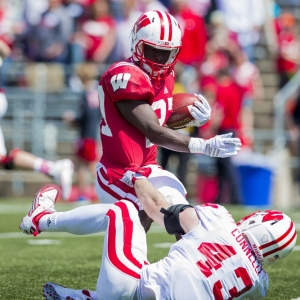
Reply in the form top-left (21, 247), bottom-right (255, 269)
top-left (137, 204), bottom-right (269, 300)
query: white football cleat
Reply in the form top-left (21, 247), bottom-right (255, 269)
top-left (51, 159), bottom-right (74, 200)
top-left (19, 185), bottom-right (60, 237)
top-left (43, 282), bottom-right (93, 300)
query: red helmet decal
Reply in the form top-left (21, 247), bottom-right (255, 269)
top-left (155, 10), bottom-right (173, 41)
top-left (236, 211), bottom-right (260, 226)
top-left (136, 14), bottom-right (151, 33)
top-left (202, 203), bottom-right (219, 209)
top-left (262, 210), bottom-right (284, 223)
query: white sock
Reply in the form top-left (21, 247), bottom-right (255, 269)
top-left (38, 204), bottom-right (113, 235)
top-left (33, 158), bottom-right (54, 175)
top-left (39, 213), bottom-right (60, 232)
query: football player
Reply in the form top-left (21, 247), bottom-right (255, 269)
top-left (0, 40), bottom-right (73, 200)
top-left (20, 11), bottom-right (241, 236)
top-left (42, 173), bottom-right (297, 299)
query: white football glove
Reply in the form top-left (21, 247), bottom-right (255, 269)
top-left (188, 133), bottom-right (242, 158)
top-left (189, 93), bottom-right (211, 126)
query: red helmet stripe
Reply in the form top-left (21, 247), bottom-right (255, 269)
top-left (262, 229), bottom-right (297, 257)
top-left (155, 10), bottom-right (165, 40)
top-left (165, 12), bottom-right (173, 41)
top-left (136, 14), bottom-right (151, 32)
top-left (259, 221), bottom-right (294, 250)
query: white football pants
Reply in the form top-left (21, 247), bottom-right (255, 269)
top-left (54, 163), bottom-right (188, 235)
top-left (97, 200), bottom-right (147, 300)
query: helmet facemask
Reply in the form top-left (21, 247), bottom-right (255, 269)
top-left (134, 40), bottom-right (181, 80)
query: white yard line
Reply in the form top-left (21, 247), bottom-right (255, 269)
top-left (0, 223), bottom-right (165, 239)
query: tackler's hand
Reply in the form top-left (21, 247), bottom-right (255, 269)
top-left (120, 164), bottom-right (152, 187)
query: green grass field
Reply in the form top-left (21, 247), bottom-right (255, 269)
top-left (0, 199), bottom-right (300, 300)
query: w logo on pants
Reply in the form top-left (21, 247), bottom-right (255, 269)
top-left (110, 73), bottom-right (131, 91)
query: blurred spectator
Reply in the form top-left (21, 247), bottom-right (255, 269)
top-left (286, 92), bottom-right (300, 194)
top-left (214, 68), bottom-right (244, 204)
top-left (115, 0), bottom-right (142, 61)
top-left (261, 0), bottom-right (279, 56)
top-left (138, 0), bottom-right (169, 12)
top-left (195, 80), bottom-right (223, 204)
top-left (160, 65), bottom-right (192, 187)
top-left (159, 0), bottom-right (171, 11)
top-left (64, 63), bottom-right (102, 201)
top-left (198, 31), bottom-right (235, 96)
top-left (170, 0), bottom-right (208, 67)
top-left (187, 0), bottom-right (211, 17)
top-left (0, 0), bottom-right (26, 64)
top-left (275, 12), bottom-right (300, 89)
top-left (22, 0), bottom-right (49, 27)
top-left (24, 0), bottom-right (73, 63)
top-left (206, 10), bottom-right (238, 47)
top-left (71, 0), bottom-right (117, 64)
top-left (198, 67), bottom-right (244, 205)
top-left (216, 0), bottom-right (265, 62)
top-left (0, 37), bottom-right (74, 199)
top-left (231, 49), bottom-right (265, 149)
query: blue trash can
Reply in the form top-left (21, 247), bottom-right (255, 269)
top-left (237, 165), bottom-right (273, 207)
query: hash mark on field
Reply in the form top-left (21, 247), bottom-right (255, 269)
top-left (28, 239), bottom-right (61, 245)
top-left (153, 243), bottom-right (173, 248)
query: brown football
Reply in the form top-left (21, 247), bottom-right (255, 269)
top-left (166, 93), bottom-right (199, 129)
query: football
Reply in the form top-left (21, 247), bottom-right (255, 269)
top-left (166, 93), bottom-right (200, 129)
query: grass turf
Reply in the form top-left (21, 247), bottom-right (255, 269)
top-left (0, 199), bottom-right (300, 299)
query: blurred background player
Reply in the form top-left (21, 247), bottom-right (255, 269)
top-left (64, 62), bottom-right (102, 202)
top-left (0, 37), bottom-right (74, 200)
top-left (70, 0), bottom-right (118, 64)
top-left (41, 175), bottom-right (296, 300)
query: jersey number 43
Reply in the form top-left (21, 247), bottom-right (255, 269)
top-left (196, 242), bottom-right (253, 300)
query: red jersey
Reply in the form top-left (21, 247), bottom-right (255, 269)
top-left (217, 80), bottom-right (243, 132)
top-left (175, 8), bottom-right (207, 65)
top-left (81, 16), bottom-right (116, 60)
top-left (276, 30), bottom-right (300, 73)
top-left (99, 59), bottom-right (175, 183)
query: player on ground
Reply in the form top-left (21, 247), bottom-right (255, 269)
top-left (0, 40), bottom-right (73, 200)
top-left (41, 172), bottom-right (297, 300)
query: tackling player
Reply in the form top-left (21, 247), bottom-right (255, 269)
top-left (41, 171), bottom-right (297, 299)
top-left (20, 11), bottom-right (241, 237)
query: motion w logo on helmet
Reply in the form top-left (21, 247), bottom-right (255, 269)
top-left (135, 14), bottom-right (151, 33)
top-left (262, 210), bottom-right (284, 223)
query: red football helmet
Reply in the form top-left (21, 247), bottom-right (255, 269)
top-left (237, 210), bottom-right (297, 265)
top-left (130, 10), bottom-right (182, 80)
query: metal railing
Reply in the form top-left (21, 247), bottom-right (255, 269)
top-left (1, 63), bottom-right (82, 159)
top-left (1, 61), bottom-right (300, 164)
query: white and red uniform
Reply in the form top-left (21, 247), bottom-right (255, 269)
top-left (97, 201), bottom-right (268, 300)
top-left (96, 58), bottom-right (188, 209)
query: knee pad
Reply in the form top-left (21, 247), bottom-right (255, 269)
top-left (160, 204), bottom-right (193, 235)
top-left (1, 148), bottom-right (20, 170)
